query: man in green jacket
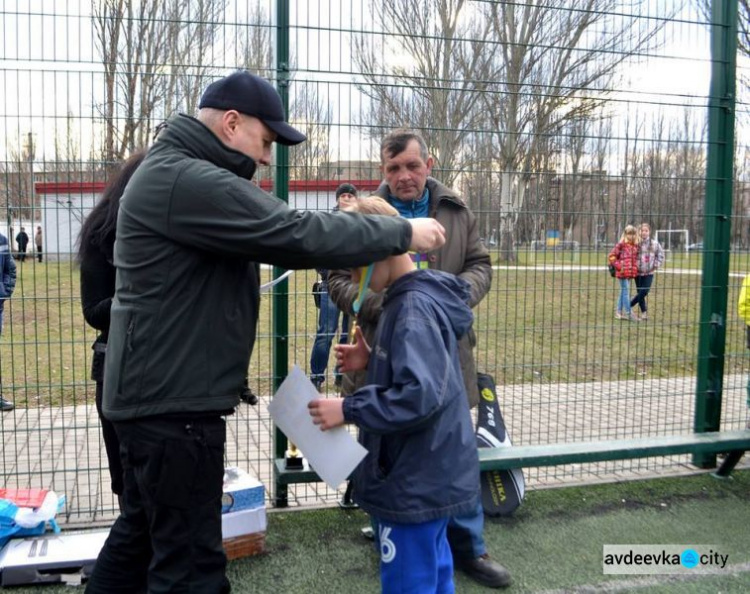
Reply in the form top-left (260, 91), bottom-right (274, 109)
top-left (85, 72), bottom-right (446, 594)
top-left (328, 129), bottom-right (510, 589)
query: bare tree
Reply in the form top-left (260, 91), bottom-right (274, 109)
top-left (482, 0), bottom-right (668, 261)
top-left (289, 84), bottom-right (332, 181)
top-left (624, 110), bottom-right (706, 241)
top-left (697, 0), bottom-right (749, 58)
top-left (354, 0), bottom-right (493, 184)
top-left (92, 0), bottom-right (226, 162)
top-left (589, 117), bottom-right (613, 247)
top-left (168, 0), bottom-right (227, 117)
top-left (52, 111), bottom-right (82, 176)
top-left (1, 133), bottom-right (37, 224)
top-left (236, 4), bottom-right (273, 77)
top-left (233, 7), bottom-right (334, 183)
top-left (92, 0), bottom-right (124, 163)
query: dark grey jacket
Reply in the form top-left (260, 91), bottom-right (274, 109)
top-left (328, 177), bottom-right (492, 407)
top-left (103, 114), bottom-right (413, 421)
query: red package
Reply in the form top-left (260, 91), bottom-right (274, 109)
top-left (0, 488), bottom-right (49, 508)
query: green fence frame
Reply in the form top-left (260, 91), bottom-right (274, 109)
top-left (0, 1), bottom-right (749, 525)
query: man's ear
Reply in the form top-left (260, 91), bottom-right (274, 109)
top-left (426, 156), bottom-right (434, 174)
top-left (222, 110), bottom-right (242, 138)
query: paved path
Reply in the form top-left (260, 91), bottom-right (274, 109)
top-left (1, 374), bottom-right (748, 528)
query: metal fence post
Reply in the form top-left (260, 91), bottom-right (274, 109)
top-left (273, 0), bottom-right (291, 507)
top-left (693, 0), bottom-right (738, 467)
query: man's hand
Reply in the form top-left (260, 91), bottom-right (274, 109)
top-left (240, 377), bottom-right (258, 405)
top-left (407, 218), bottom-right (446, 252)
top-left (335, 326), bottom-right (370, 372)
top-left (308, 398), bottom-right (345, 431)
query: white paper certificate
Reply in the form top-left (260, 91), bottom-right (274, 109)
top-left (267, 365), bottom-right (367, 489)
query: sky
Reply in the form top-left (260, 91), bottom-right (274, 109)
top-left (0, 0), bottom-right (742, 167)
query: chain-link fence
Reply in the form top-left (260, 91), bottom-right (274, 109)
top-left (1, 0), bottom-right (749, 526)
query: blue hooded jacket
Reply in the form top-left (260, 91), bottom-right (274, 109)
top-left (0, 233), bottom-right (17, 301)
top-left (342, 269), bottom-right (480, 524)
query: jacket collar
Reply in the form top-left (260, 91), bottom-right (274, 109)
top-left (375, 177), bottom-right (466, 214)
top-left (157, 114), bottom-right (258, 180)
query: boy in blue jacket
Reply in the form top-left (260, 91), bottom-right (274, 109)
top-left (309, 196), bottom-right (480, 593)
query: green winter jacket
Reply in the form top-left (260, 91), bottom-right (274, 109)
top-left (103, 114), bottom-right (413, 421)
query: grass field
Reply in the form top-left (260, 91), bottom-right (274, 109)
top-left (3, 249), bottom-right (749, 405)
top-left (6, 470), bottom-right (750, 593)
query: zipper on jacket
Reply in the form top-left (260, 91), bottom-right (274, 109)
top-left (118, 318), bottom-right (136, 394)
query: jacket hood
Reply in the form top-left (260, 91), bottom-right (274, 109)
top-left (385, 269), bottom-right (473, 339)
top-left (157, 114), bottom-right (258, 180)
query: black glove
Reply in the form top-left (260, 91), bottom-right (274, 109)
top-left (240, 377), bottom-right (258, 405)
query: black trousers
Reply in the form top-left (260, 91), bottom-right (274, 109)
top-left (85, 416), bottom-right (229, 594)
top-left (94, 380), bottom-right (124, 495)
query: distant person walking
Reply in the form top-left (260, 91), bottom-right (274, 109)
top-left (0, 231), bottom-right (17, 411)
top-left (34, 226), bottom-right (43, 262)
top-left (15, 228), bottom-right (29, 262)
top-left (608, 225), bottom-right (640, 321)
top-left (629, 223), bottom-right (665, 321)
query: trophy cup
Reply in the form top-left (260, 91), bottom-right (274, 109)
top-left (285, 441), bottom-right (304, 470)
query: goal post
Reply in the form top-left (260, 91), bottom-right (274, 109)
top-left (655, 229), bottom-right (689, 253)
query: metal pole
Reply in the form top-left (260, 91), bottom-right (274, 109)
top-left (272, 0), bottom-right (292, 507)
top-left (693, 0), bottom-right (738, 467)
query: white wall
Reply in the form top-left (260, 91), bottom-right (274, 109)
top-left (2, 190), bottom-right (338, 261)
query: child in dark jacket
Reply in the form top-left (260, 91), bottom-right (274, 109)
top-left (309, 196), bottom-right (480, 593)
top-left (608, 225), bottom-right (640, 321)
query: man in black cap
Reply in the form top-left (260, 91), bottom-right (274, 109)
top-left (310, 183), bottom-right (359, 391)
top-left (85, 72), bottom-right (446, 594)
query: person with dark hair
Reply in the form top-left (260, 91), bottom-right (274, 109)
top-left (15, 228), bottom-right (29, 262)
top-left (310, 183), bottom-right (358, 391)
top-left (84, 71), bottom-right (446, 594)
top-left (77, 150), bottom-right (147, 503)
top-left (328, 128), bottom-right (510, 589)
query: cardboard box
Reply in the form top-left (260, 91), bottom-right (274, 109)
top-left (221, 506), bottom-right (267, 540)
top-left (223, 532), bottom-right (266, 561)
top-left (220, 468), bottom-right (266, 560)
top-left (221, 467), bottom-right (265, 514)
top-left (0, 530), bottom-right (108, 586)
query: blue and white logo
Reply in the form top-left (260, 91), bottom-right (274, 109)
top-left (680, 549), bottom-right (699, 569)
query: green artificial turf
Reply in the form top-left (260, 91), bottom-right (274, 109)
top-left (9, 470), bottom-right (748, 593)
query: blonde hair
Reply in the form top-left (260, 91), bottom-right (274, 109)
top-left (342, 195), bottom-right (398, 217)
top-left (620, 225), bottom-right (639, 243)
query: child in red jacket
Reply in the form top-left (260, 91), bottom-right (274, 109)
top-left (608, 225), bottom-right (640, 321)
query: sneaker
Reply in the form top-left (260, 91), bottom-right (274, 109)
top-left (615, 312), bottom-right (624, 320)
top-left (361, 526), bottom-right (375, 541)
top-left (640, 312), bottom-right (648, 321)
top-left (457, 554), bottom-right (512, 588)
top-left (0, 397), bottom-right (14, 412)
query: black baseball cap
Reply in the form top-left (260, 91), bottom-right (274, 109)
top-left (198, 71), bottom-right (306, 146)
